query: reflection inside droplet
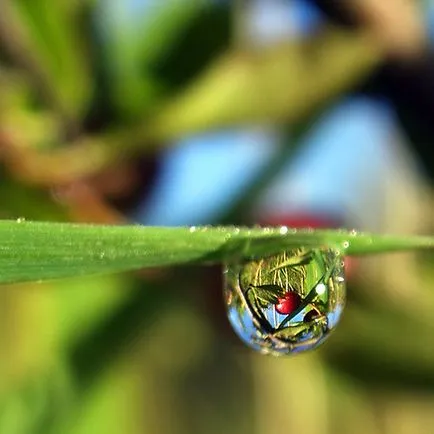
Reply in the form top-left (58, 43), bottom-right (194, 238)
top-left (224, 248), bottom-right (346, 356)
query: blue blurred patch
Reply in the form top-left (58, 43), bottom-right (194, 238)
top-left (255, 98), bottom-right (396, 216)
top-left (136, 129), bottom-right (279, 225)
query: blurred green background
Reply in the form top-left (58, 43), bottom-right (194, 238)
top-left (0, 1), bottom-right (434, 433)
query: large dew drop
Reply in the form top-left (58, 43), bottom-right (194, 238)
top-left (224, 248), bottom-right (346, 356)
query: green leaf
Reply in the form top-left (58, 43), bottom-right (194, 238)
top-left (269, 251), bottom-right (314, 271)
top-left (273, 323), bottom-right (310, 340)
top-left (97, 0), bottom-right (210, 118)
top-left (150, 3), bottom-right (231, 91)
top-left (145, 27), bottom-right (381, 141)
top-left (0, 221), bottom-right (432, 284)
top-left (250, 284), bottom-right (286, 305)
top-left (7, 0), bottom-right (92, 121)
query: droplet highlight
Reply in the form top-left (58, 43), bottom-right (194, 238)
top-left (224, 248), bottom-right (346, 356)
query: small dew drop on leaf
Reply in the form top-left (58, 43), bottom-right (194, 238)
top-left (279, 226), bottom-right (288, 235)
top-left (223, 248), bottom-right (346, 356)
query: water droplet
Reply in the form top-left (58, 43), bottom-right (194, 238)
top-left (279, 226), bottom-right (288, 235)
top-left (224, 248), bottom-right (346, 356)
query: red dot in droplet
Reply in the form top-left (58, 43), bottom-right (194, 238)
top-left (275, 292), bottom-right (301, 315)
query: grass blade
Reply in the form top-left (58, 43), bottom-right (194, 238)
top-left (0, 220), bottom-right (432, 284)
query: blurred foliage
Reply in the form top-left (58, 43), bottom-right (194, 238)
top-left (0, 1), bottom-right (433, 434)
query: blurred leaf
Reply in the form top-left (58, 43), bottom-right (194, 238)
top-left (69, 278), bottom-right (173, 390)
top-left (145, 27), bottom-right (382, 141)
top-left (51, 275), bottom-right (135, 349)
top-left (0, 174), bottom-right (67, 220)
top-left (95, 0), bottom-right (214, 119)
top-left (0, 221), bottom-right (431, 283)
top-left (5, 24), bottom-right (379, 186)
top-left (150, 2), bottom-right (231, 91)
top-left (0, 364), bottom-right (74, 434)
top-left (0, 276), bottom-right (163, 434)
top-left (67, 357), bottom-right (141, 434)
top-left (324, 303), bottom-right (434, 391)
top-left (2, 0), bottom-right (92, 124)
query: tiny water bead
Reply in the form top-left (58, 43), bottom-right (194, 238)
top-left (223, 248), bottom-right (346, 356)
